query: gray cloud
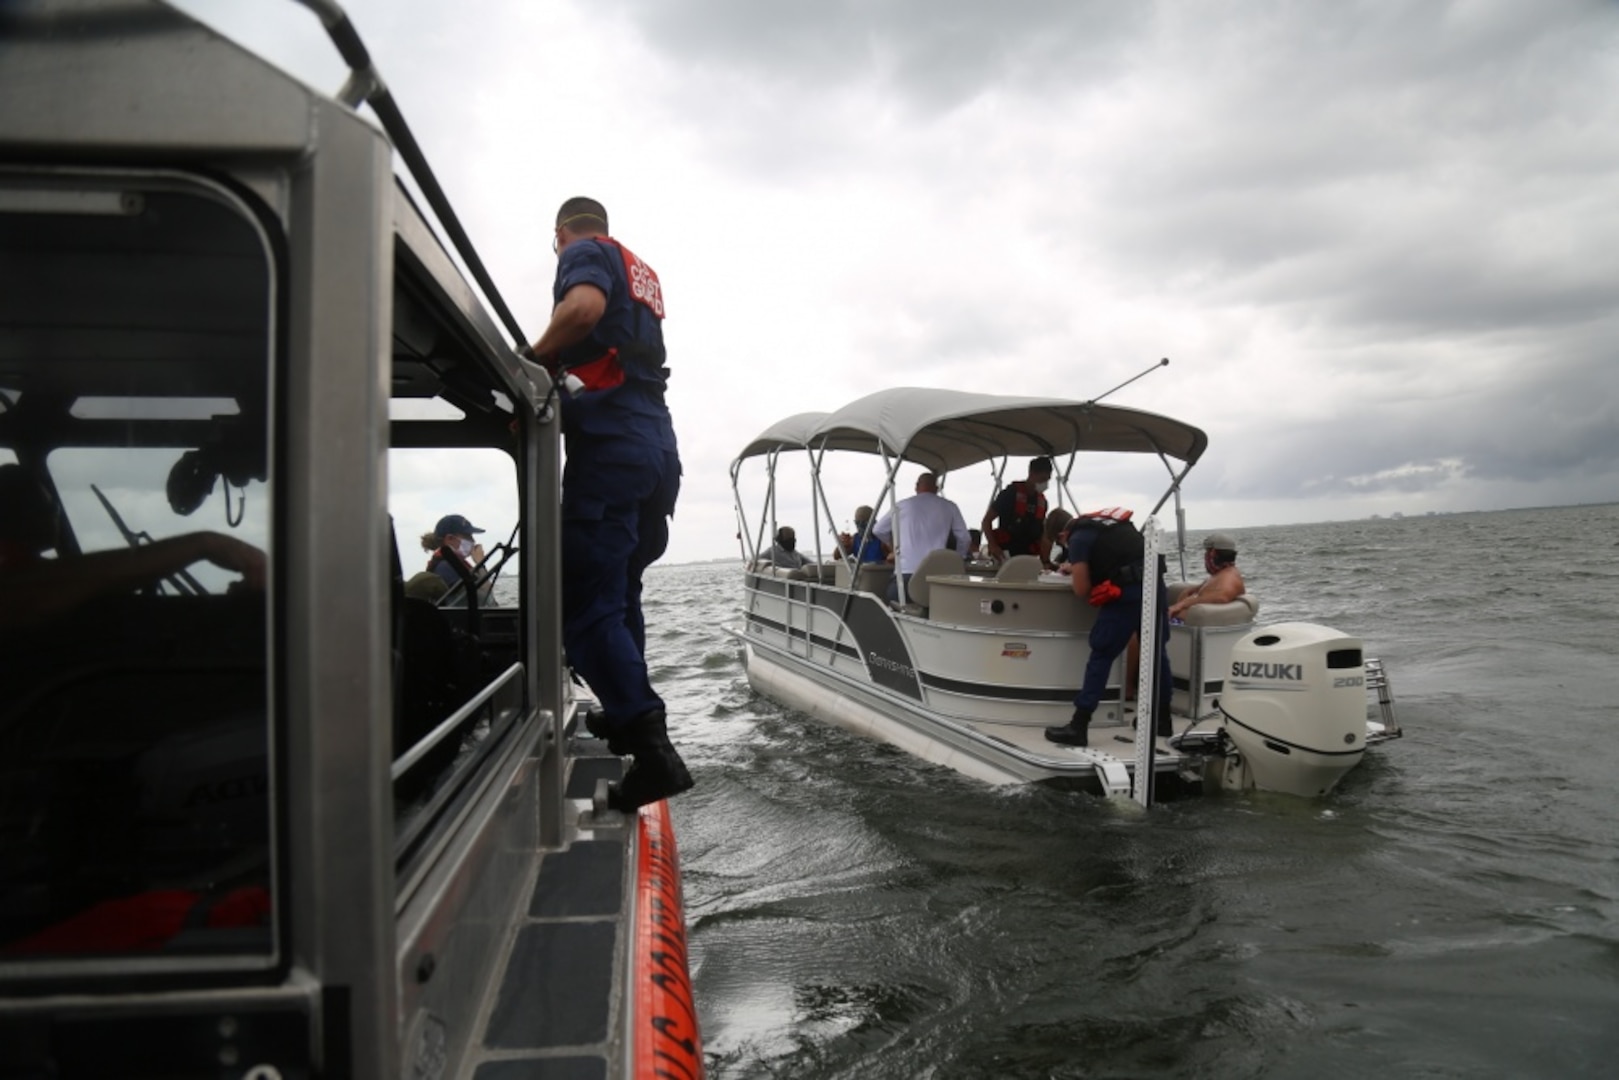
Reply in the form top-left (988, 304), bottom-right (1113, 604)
top-left (1205, 327), bottom-right (1619, 503)
top-left (601, 0), bottom-right (1151, 109)
top-left (177, 0), bottom-right (1618, 559)
top-left (463, 1), bottom-right (1619, 529)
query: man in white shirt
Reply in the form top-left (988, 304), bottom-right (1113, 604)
top-left (872, 471), bottom-right (970, 601)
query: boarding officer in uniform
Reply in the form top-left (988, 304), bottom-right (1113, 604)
top-left (526, 197), bottom-right (691, 812)
top-left (1044, 508), bottom-right (1173, 749)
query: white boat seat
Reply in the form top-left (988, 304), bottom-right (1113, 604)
top-left (1179, 593), bottom-right (1260, 627)
top-left (898, 548), bottom-right (965, 612)
top-left (995, 554), bottom-right (1043, 582)
top-left (1165, 580), bottom-right (1197, 603)
top-left (855, 563), bottom-right (894, 595)
top-left (751, 559), bottom-right (828, 581)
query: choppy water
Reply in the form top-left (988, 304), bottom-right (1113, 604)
top-left (645, 503), bottom-right (1619, 1079)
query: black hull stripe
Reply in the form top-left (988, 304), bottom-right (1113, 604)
top-left (920, 670), bottom-right (1102, 704)
top-left (744, 611), bottom-right (861, 660)
top-left (748, 574), bottom-right (922, 699)
top-left (743, 612), bottom-right (1123, 705)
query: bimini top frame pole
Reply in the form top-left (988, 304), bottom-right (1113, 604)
top-left (289, 0), bottom-right (528, 349)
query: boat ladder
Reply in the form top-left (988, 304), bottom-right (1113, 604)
top-left (1364, 656), bottom-right (1401, 743)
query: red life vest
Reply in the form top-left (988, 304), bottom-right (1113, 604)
top-left (563, 238), bottom-right (666, 394)
top-left (992, 481), bottom-right (1048, 554)
top-left (601, 237), bottom-right (665, 319)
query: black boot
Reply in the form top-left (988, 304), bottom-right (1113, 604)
top-left (607, 708), bottom-right (694, 812)
top-left (1044, 709), bottom-right (1092, 747)
top-left (583, 708), bottom-right (631, 755)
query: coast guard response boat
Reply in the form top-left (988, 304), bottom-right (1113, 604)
top-left (730, 386), bottom-right (1401, 805)
top-left (0, 2), bottom-right (701, 1076)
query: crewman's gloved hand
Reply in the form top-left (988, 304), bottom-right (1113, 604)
top-left (1088, 580), bottom-right (1123, 607)
top-left (518, 344), bottom-right (559, 374)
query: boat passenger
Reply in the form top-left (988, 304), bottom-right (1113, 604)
top-left (524, 196), bottom-right (692, 812)
top-left (982, 456), bottom-right (1053, 567)
top-left (1168, 532), bottom-right (1246, 621)
top-left (417, 513), bottom-right (496, 606)
top-left (0, 464), bottom-right (265, 634)
top-left (836, 506), bottom-right (886, 564)
top-left (1044, 508), bottom-right (1173, 748)
top-left (1043, 508), bottom-right (1073, 568)
top-left (871, 471), bottom-right (970, 602)
top-left (768, 526), bottom-right (811, 569)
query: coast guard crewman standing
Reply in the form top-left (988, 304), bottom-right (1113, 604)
top-left (526, 197), bottom-right (692, 812)
top-left (1044, 508), bottom-right (1173, 749)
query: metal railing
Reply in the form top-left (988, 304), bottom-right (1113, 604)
top-left (1364, 656), bottom-right (1401, 742)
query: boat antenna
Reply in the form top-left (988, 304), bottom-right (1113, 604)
top-left (1088, 358), bottom-right (1169, 406)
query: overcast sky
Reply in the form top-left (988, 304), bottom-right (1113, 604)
top-left (179, 0), bottom-right (1619, 564)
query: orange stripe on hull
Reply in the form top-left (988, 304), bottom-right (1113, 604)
top-left (632, 800), bottom-right (704, 1079)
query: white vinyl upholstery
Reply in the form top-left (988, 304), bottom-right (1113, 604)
top-left (1179, 593), bottom-right (1260, 626)
top-left (856, 563), bottom-right (894, 595)
top-left (904, 549), bottom-right (966, 610)
top-left (995, 555), bottom-right (1043, 582)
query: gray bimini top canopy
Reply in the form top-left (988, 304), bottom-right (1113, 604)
top-left (733, 387), bottom-right (1208, 475)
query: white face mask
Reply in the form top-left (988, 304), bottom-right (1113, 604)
top-left (1033, 479), bottom-right (1050, 493)
top-left (454, 537), bottom-right (475, 558)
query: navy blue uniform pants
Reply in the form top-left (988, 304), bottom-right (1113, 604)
top-left (561, 440), bottom-right (681, 726)
top-left (1074, 582), bottom-right (1173, 714)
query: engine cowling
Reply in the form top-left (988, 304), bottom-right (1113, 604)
top-left (1219, 622), bottom-right (1367, 797)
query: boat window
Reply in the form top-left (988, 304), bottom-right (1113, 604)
top-left (0, 173), bottom-right (276, 979)
top-left (388, 440), bottom-right (523, 838)
top-left (49, 447), bottom-right (271, 592)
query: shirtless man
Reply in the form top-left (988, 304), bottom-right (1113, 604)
top-left (1168, 531), bottom-right (1245, 620)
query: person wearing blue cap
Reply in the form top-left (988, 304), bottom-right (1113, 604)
top-left (420, 513), bottom-right (486, 595)
top-left (525, 197), bottom-right (691, 813)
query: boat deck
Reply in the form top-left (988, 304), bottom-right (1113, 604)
top-left (461, 740), bottom-right (628, 1080)
top-left (965, 710), bottom-right (1206, 775)
top-left (971, 710), bottom-right (1187, 751)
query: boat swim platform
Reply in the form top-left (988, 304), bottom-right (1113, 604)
top-left (942, 712), bottom-right (1206, 798)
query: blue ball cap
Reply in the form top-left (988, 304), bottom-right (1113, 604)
top-left (435, 513), bottom-right (484, 537)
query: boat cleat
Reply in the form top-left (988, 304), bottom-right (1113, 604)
top-left (583, 778), bottom-right (630, 830)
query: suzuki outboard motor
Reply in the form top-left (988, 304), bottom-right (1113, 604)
top-left (1218, 622), bottom-right (1367, 796)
